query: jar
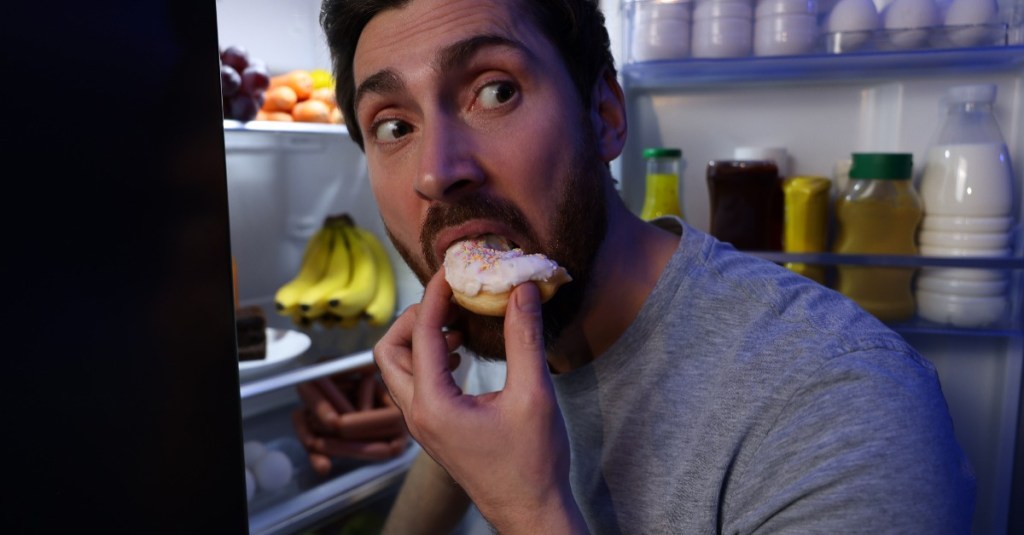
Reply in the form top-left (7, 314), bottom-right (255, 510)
top-left (754, 0), bottom-right (819, 56)
top-left (628, 0), bottom-right (693, 62)
top-left (734, 146), bottom-right (790, 177)
top-left (706, 158), bottom-right (783, 250)
top-left (640, 147), bottom-right (684, 220)
top-left (833, 153), bottom-right (922, 323)
top-left (692, 0), bottom-right (754, 58)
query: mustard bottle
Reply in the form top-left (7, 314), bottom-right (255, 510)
top-left (640, 147), bottom-right (684, 221)
top-left (782, 176), bottom-right (831, 284)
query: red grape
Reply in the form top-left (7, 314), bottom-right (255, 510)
top-left (241, 65), bottom-right (270, 95)
top-left (220, 45), bottom-right (249, 73)
top-left (221, 65), bottom-right (242, 97)
top-left (229, 94), bottom-right (260, 121)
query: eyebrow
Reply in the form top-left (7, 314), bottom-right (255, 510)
top-left (353, 33), bottom-right (531, 112)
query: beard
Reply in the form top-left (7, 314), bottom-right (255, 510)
top-left (384, 120), bottom-right (609, 361)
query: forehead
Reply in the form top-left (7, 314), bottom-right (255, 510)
top-left (353, 0), bottom-right (544, 81)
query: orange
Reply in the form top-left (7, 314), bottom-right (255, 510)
top-left (263, 111), bottom-right (294, 122)
top-left (262, 85), bottom-right (298, 113)
top-left (329, 106), bottom-right (343, 125)
top-left (309, 87), bottom-right (337, 110)
top-left (292, 99), bottom-right (331, 123)
top-left (271, 70), bottom-right (314, 101)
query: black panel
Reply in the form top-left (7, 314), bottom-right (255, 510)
top-left (1, 1), bottom-right (248, 532)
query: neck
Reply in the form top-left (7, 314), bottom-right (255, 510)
top-left (546, 188), bottom-right (680, 374)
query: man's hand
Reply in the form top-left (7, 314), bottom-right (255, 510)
top-left (374, 270), bottom-right (588, 534)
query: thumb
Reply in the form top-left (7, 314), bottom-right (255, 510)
top-left (502, 283), bottom-right (550, 391)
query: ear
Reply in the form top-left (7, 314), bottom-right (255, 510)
top-left (589, 68), bottom-right (628, 162)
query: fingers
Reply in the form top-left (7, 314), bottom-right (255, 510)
top-left (502, 283), bottom-right (551, 393)
top-left (411, 270), bottom-right (462, 399)
top-left (373, 305), bottom-right (419, 409)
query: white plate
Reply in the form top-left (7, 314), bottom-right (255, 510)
top-left (239, 328), bottom-right (312, 376)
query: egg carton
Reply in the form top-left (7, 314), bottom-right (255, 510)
top-left (824, 22), bottom-right (1010, 54)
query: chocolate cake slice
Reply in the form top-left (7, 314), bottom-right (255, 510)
top-left (236, 305), bottom-right (267, 361)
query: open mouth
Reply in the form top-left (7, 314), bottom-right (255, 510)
top-left (475, 234), bottom-right (518, 252)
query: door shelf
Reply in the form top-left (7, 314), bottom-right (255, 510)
top-left (749, 251), bottom-right (1024, 337)
top-left (621, 45), bottom-right (1024, 89)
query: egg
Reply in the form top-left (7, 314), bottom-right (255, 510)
top-left (252, 450), bottom-right (293, 493)
top-left (243, 440), bottom-right (268, 468)
top-left (883, 0), bottom-right (940, 48)
top-left (245, 468), bottom-right (256, 502)
top-left (827, 0), bottom-right (880, 51)
top-left (944, 0), bottom-right (999, 46)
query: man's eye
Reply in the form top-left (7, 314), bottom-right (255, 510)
top-left (478, 81), bottom-right (517, 109)
top-left (373, 119), bottom-right (413, 142)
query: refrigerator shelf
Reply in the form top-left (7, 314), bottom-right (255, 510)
top-left (225, 119), bottom-right (350, 137)
top-left (748, 251), bottom-right (1024, 269)
top-left (621, 45), bottom-right (1024, 89)
top-left (243, 401), bottom-right (420, 535)
top-left (240, 350), bottom-right (375, 401)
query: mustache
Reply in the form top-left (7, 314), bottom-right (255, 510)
top-left (419, 193), bottom-right (534, 270)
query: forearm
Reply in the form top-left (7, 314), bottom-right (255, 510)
top-left (382, 450), bottom-right (472, 535)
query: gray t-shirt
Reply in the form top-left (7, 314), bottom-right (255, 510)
top-left (552, 220), bottom-right (976, 534)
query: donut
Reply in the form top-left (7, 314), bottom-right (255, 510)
top-left (443, 236), bottom-right (572, 316)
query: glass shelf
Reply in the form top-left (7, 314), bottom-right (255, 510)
top-left (746, 251), bottom-right (1024, 337)
top-left (224, 119), bottom-right (349, 136)
top-left (621, 45), bottom-right (1024, 89)
top-left (748, 252), bottom-right (1024, 270)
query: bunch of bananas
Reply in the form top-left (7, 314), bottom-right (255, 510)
top-left (274, 214), bottom-right (397, 329)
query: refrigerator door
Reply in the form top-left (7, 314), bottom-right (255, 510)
top-left (3, 0), bottom-right (248, 532)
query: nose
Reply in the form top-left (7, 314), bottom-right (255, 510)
top-left (414, 115), bottom-right (484, 201)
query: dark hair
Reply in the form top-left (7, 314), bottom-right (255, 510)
top-left (320, 0), bottom-right (616, 149)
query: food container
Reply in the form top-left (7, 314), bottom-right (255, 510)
top-left (692, 0), bottom-right (754, 57)
top-left (754, 0), bottom-right (819, 56)
top-left (626, 0), bottom-right (693, 62)
top-left (707, 158), bottom-right (783, 250)
top-left (915, 289), bottom-right (1008, 327)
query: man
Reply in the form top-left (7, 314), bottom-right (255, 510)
top-left (299, 0), bottom-right (976, 532)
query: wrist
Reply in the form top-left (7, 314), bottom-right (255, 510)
top-left (485, 485), bottom-right (588, 535)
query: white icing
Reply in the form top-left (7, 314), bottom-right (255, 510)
top-left (444, 237), bottom-right (561, 296)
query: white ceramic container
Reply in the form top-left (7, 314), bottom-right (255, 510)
top-left (915, 288), bottom-right (1007, 327)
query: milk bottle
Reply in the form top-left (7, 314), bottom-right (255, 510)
top-left (916, 84), bottom-right (1016, 327)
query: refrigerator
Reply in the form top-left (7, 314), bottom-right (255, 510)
top-left (219, 0), bottom-right (1024, 532)
top-left (6, 0), bottom-right (1022, 534)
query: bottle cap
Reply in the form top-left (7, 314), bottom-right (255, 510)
top-left (947, 84), bottom-right (996, 104)
top-left (849, 152), bottom-right (913, 180)
top-left (643, 147), bottom-right (683, 158)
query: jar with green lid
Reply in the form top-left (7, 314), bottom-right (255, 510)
top-left (640, 147), bottom-right (684, 221)
top-left (833, 152), bottom-right (923, 323)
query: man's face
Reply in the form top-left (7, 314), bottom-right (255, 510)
top-left (353, 0), bottom-right (609, 359)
